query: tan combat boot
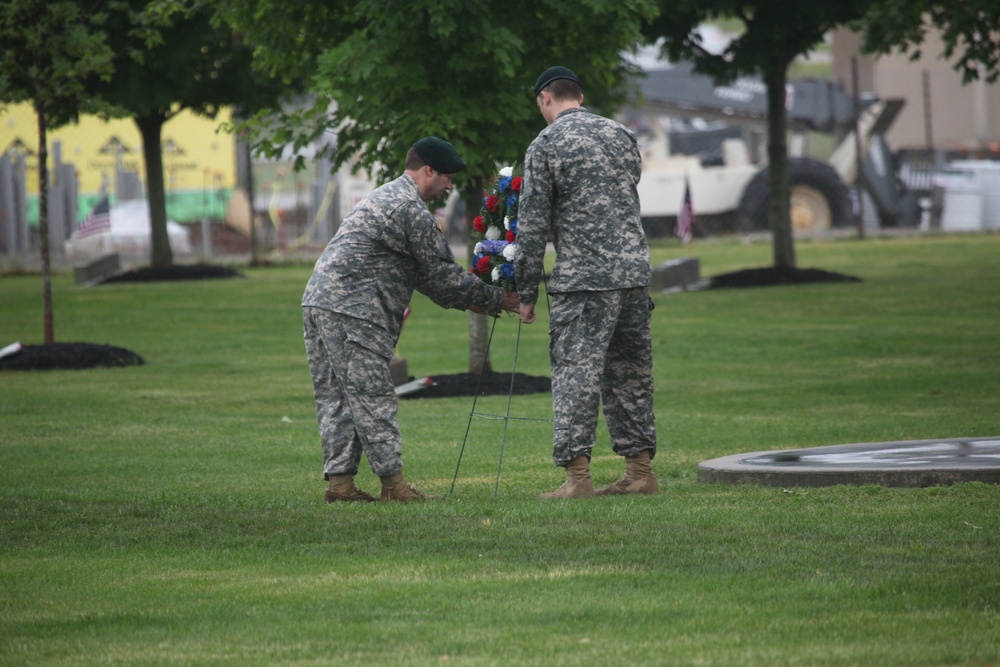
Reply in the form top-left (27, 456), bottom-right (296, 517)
top-left (540, 455), bottom-right (595, 499)
top-left (594, 451), bottom-right (659, 496)
top-left (324, 474), bottom-right (376, 503)
top-left (379, 470), bottom-right (440, 502)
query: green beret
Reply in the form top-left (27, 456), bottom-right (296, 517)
top-left (532, 66), bottom-right (582, 96)
top-left (412, 136), bottom-right (466, 174)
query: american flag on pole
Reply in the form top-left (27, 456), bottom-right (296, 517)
top-left (76, 197), bottom-right (111, 239)
top-left (676, 178), bottom-right (694, 245)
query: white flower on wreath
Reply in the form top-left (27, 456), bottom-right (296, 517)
top-left (474, 241), bottom-right (484, 255)
top-left (502, 243), bottom-right (517, 260)
top-left (491, 267), bottom-right (501, 282)
top-left (503, 216), bottom-right (511, 230)
top-left (485, 226), bottom-right (501, 241)
top-left (499, 166), bottom-right (514, 178)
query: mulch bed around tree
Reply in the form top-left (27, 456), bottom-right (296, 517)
top-left (3, 264), bottom-right (858, 375)
top-left (0, 343), bottom-right (144, 371)
top-left (400, 372), bottom-right (551, 399)
top-left (100, 263), bottom-right (244, 283)
top-left (709, 266), bottom-right (861, 288)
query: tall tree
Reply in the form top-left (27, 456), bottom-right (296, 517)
top-left (644, 2), bottom-right (878, 269)
top-left (219, 0), bottom-right (655, 372)
top-left (0, 0), bottom-right (118, 345)
top-left (89, 0), bottom-right (297, 268)
top-left (856, 1), bottom-right (1000, 83)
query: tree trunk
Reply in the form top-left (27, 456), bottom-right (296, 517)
top-left (35, 103), bottom-right (54, 345)
top-left (244, 139), bottom-right (262, 266)
top-left (765, 70), bottom-right (796, 269)
top-left (462, 188), bottom-right (491, 373)
top-left (135, 114), bottom-right (173, 268)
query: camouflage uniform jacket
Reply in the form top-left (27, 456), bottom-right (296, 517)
top-left (514, 107), bottom-right (650, 306)
top-left (302, 173), bottom-right (504, 359)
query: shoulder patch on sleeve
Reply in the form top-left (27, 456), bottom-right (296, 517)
top-left (521, 162), bottom-right (533, 198)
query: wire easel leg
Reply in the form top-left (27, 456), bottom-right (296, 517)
top-left (494, 319), bottom-right (524, 496)
top-left (449, 316), bottom-right (533, 498)
top-left (450, 274), bottom-right (554, 498)
top-left (449, 316), bottom-right (499, 496)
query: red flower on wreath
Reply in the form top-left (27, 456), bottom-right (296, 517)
top-left (485, 195), bottom-right (500, 213)
top-left (511, 176), bottom-right (523, 192)
top-left (476, 256), bottom-right (492, 275)
top-left (506, 230), bottom-right (516, 242)
top-left (473, 215), bottom-right (487, 233)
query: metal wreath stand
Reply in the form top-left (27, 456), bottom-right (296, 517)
top-left (448, 309), bottom-right (553, 498)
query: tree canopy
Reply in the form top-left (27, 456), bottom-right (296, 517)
top-left (0, 0), bottom-right (119, 124)
top-left (219, 0), bottom-right (656, 187)
top-left (644, 2), bottom-right (872, 82)
top-left (856, 0), bottom-right (1000, 83)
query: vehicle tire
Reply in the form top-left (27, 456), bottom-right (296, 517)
top-left (737, 158), bottom-right (852, 233)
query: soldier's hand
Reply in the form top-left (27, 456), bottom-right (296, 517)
top-left (519, 303), bottom-right (535, 324)
top-left (501, 289), bottom-right (520, 314)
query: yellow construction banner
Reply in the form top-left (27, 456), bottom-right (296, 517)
top-left (1, 103), bottom-right (237, 196)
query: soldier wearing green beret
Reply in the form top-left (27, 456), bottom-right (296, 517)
top-left (303, 136), bottom-right (519, 503)
top-left (515, 67), bottom-right (659, 499)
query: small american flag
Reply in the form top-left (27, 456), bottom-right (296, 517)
top-left (76, 197), bottom-right (111, 238)
top-left (676, 179), bottom-right (694, 245)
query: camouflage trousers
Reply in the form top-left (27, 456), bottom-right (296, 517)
top-left (548, 288), bottom-right (657, 467)
top-left (302, 307), bottom-right (403, 478)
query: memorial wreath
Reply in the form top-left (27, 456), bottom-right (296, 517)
top-left (470, 165), bottom-right (521, 293)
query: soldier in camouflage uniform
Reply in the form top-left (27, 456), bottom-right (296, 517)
top-left (514, 67), bottom-right (659, 499)
top-left (303, 137), bottom-right (519, 503)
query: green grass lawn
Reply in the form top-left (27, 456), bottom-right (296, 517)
top-left (2, 233), bottom-right (999, 666)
